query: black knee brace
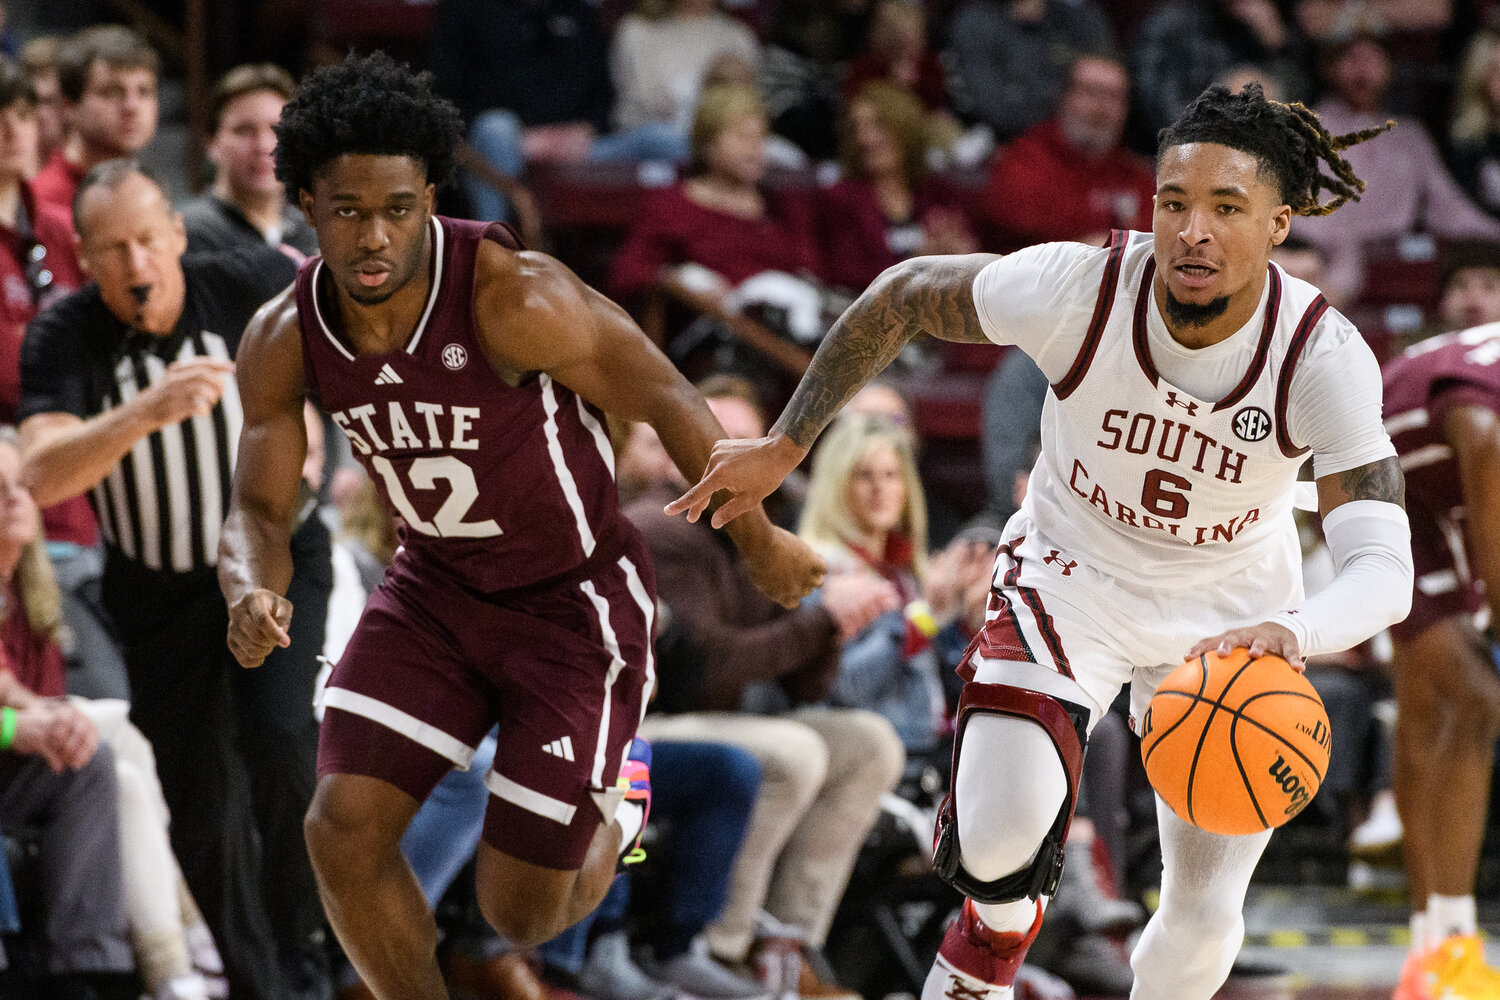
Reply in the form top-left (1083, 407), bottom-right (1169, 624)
top-left (932, 682), bottom-right (1090, 903)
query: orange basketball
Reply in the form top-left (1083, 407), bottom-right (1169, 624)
top-left (1139, 648), bottom-right (1331, 836)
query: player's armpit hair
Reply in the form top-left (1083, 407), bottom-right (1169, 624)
top-left (1158, 83), bottom-right (1393, 217)
top-left (1337, 456), bottom-right (1406, 507)
top-left (772, 254), bottom-right (993, 448)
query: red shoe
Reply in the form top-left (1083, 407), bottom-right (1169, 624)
top-left (925, 900), bottom-right (1046, 999)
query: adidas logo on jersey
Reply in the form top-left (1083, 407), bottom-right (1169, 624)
top-left (542, 736), bottom-right (575, 762)
top-left (373, 364), bottom-right (403, 386)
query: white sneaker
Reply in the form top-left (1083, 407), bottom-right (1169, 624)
top-left (1349, 790), bottom-right (1402, 857)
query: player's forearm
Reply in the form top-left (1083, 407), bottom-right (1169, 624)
top-left (20, 404), bottom-right (163, 507)
top-left (218, 504), bottom-right (295, 608)
top-left (1266, 501), bottom-right (1413, 657)
top-left (771, 265), bottom-right (923, 449)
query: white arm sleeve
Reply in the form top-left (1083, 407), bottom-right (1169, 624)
top-left (970, 240), bottom-right (1112, 382)
top-left (1285, 315), bottom-right (1396, 478)
top-left (1266, 501), bottom-right (1413, 657)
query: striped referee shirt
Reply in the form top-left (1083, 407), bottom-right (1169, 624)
top-left (18, 246), bottom-right (296, 575)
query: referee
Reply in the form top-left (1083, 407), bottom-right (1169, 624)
top-left (16, 160), bottom-right (333, 1000)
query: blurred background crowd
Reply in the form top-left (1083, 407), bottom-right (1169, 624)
top-left (2, 1), bottom-right (1499, 999)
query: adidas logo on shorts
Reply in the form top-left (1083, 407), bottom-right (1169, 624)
top-left (373, 363), bottom-right (403, 385)
top-left (542, 736), bottom-right (575, 761)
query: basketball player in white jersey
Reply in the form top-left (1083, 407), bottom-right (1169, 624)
top-left (669, 83), bottom-right (1416, 1000)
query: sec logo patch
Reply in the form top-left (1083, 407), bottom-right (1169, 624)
top-left (442, 344), bottom-right (468, 371)
top-left (1232, 406), bottom-right (1272, 442)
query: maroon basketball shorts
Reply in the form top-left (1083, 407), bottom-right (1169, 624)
top-left (317, 539), bottom-right (655, 871)
top-left (1389, 516), bottom-right (1483, 644)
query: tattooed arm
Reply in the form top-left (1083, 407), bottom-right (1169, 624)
top-left (772, 254), bottom-right (999, 448)
top-left (1315, 456), bottom-right (1406, 512)
top-left (668, 254), bottom-right (998, 526)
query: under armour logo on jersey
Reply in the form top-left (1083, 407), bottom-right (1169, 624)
top-left (1163, 391), bottom-right (1199, 415)
top-left (442, 344), bottom-right (468, 370)
top-left (1043, 550), bottom-right (1077, 575)
top-left (373, 363), bottom-right (403, 386)
top-left (944, 976), bottom-right (991, 1000)
top-left (542, 736), bottom-right (575, 761)
top-left (1232, 405), bottom-right (1272, 442)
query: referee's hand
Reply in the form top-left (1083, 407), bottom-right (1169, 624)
top-left (228, 588), bottom-right (294, 668)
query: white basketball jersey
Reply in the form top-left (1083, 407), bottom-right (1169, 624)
top-left (1016, 231), bottom-right (1333, 589)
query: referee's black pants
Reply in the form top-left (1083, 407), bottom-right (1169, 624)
top-left (104, 516), bottom-right (334, 1000)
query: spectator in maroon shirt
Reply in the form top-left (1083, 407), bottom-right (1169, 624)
top-left (983, 52), bottom-right (1154, 249)
top-left (817, 81), bottom-right (976, 293)
top-left (611, 84), bottom-right (822, 305)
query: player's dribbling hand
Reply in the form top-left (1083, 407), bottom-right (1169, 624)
top-left (1187, 622), bottom-right (1304, 671)
top-left (745, 526), bottom-right (828, 609)
top-left (666, 435), bottom-right (807, 529)
top-left (228, 588), bottom-right (294, 668)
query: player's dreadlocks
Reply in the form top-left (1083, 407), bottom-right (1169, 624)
top-left (1158, 83), bottom-right (1392, 217)
top-left (273, 50), bottom-right (462, 202)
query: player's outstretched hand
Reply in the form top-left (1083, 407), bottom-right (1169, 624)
top-left (666, 434), bottom-right (806, 529)
top-left (745, 525), bottom-right (828, 609)
top-left (228, 588), bottom-right (294, 668)
top-left (1186, 622), bottom-right (1304, 672)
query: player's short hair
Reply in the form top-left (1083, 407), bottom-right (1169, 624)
top-left (209, 62), bottom-right (296, 136)
top-left (0, 57), bottom-right (37, 108)
top-left (57, 25), bottom-right (159, 103)
top-left (273, 50), bottom-right (461, 202)
top-left (1157, 82), bottom-right (1392, 217)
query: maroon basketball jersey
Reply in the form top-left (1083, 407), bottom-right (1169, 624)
top-left (296, 216), bottom-right (631, 592)
top-left (1382, 324), bottom-right (1500, 579)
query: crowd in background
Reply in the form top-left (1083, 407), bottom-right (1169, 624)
top-left (3, 1), bottom-right (1500, 1000)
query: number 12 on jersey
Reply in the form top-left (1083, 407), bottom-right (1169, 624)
top-left (370, 455), bottom-right (502, 538)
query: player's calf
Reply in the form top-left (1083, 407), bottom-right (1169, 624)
top-left (475, 739), bottom-right (654, 946)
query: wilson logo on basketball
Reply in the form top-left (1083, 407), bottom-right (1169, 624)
top-left (1232, 406), bottom-right (1272, 442)
top-left (1268, 754), bottom-right (1312, 816)
top-left (442, 344), bottom-right (468, 370)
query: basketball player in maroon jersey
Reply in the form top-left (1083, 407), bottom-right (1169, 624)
top-left (1383, 323), bottom-right (1500, 998)
top-left (217, 53), bottom-right (825, 1000)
